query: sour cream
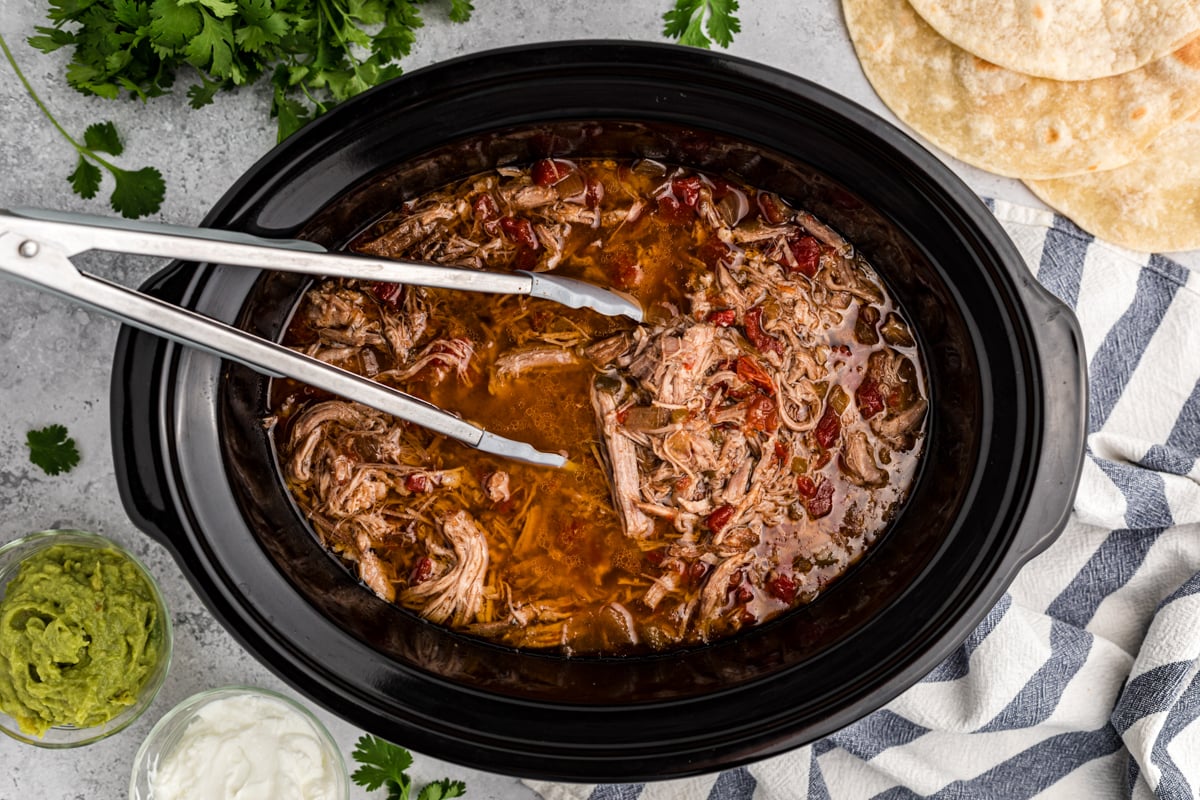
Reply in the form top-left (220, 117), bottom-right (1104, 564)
top-left (148, 693), bottom-right (343, 800)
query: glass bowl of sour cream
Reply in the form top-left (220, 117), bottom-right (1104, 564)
top-left (129, 685), bottom-right (350, 800)
top-left (0, 529), bottom-right (173, 748)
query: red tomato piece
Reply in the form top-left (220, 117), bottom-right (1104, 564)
top-left (672, 176), bottom-right (703, 207)
top-left (746, 394), bottom-right (778, 433)
top-left (743, 306), bottom-right (784, 356)
top-left (796, 475), bottom-right (817, 498)
top-left (707, 308), bottom-right (737, 326)
top-left (706, 504), bottom-right (735, 534)
top-left (856, 377), bottom-right (886, 419)
top-left (371, 281), bottom-right (403, 308)
top-left (785, 235), bottom-right (822, 278)
top-left (815, 404), bottom-right (842, 449)
top-left (767, 573), bottom-right (798, 603)
top-left (499, 216), bottom-right (538, 249)
top-left (410, 556), bottom-right (433, 585)
top-left (806, 479), bottom-right (834, 519)
top-left (736, 356), bottom-right (775, 395)
top-left (531, 158), bottom-right (572, 186)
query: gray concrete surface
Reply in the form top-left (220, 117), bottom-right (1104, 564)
top-left (0, 0), bottom-right (1195, 797)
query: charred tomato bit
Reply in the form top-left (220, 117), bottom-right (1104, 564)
top-left (499, 216), bottom-right (538, 249)
top-left (815, 404), bottom-right (842, 449)
top-left (856, 377), bottom-right (886, 419)
top-left (785, 235), bottom-right (822, 278)
top-left (409, 556), bottom-right (433, 585)
top-left (745, 393), bottom-right (779, 433)
top-left (671, 176), bottom-right (703, 207)
top-left (404, 473), bottom-right (429, 494)
top-left (532, 158), bottom-right (573, 186)
top-left (743, 306), bottom-right (784, 356)
top-left (767, 573), bottom-right (798, 603)
top-left (371, 281), bottom-right (404, 308)
top-left (705, 504), bottom-right (735, 534)
top-left (707, 308), bottom-right (737, 327)
top-left (736, 355), bottom-right (775, 395)
top-left (806, 478), bottom-right (835, 519)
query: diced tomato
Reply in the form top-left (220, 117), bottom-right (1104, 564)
top-left (645, 548), bottom-right (666, 567)
top-left (736, 356), bottom-right (775, 395)
top-left (815, 404), bottom-right (842, 449)
top-left (774, 441), bottom-right (790, 463)
top-left (671, 176), bottom-right (703, 207)
top-left (806, 479), bottom-right (834, 519)
top-left (745, 394), bottom-right (778, 433)
top-left (473, 192), bottom-right (499, 221)
top-left (744, 306), bottom-right (784, 356)
top-left (371, 281), bottom-right (403, 308)
top-left (532, 158), bottom-right (572, 186)
top-left (785, 235), bottom-right (822, 278)
top-left (707, 308), bottom-right (737, 326)
top-left (656, 195), bottom-right (693, 224)
top-left (734, 585), bottom-right (754, 605)
top-left (796, 475), bottom-right (818, 498)
top-left (856, 377), bottom-right (886, 419)
top-left (706, 504), bottom-right (735, 534)
top-left (404, 474), bottom-right (429, 494)
top-left (767, 573), bottom-right (798, 603)
top-left (499, 216), bottom-right (538, 249)
top-left (688, 561), bottom-right (710, 582)
top-left (409, 556), bottom-right (433, 585)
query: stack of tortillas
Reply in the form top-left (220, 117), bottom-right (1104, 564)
top-left (843, 0), bottom-right (1200, 252)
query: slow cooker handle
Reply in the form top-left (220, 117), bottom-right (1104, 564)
top-left (1009, 273), bottom-right (1088, 565)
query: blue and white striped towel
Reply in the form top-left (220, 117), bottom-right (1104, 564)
top-left (526, 198), bottom-right (1200, 800)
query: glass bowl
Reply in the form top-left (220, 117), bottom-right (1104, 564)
top-left (129, 685), bottom-right (350, 800)
top-left (0, 529), bottom-right (173, 747)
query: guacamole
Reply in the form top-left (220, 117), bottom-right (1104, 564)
top-left (0, 543), bottom-right (163, 736)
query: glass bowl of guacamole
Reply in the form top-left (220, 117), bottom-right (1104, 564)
top-left (0, 529), bottom-right (173, 747)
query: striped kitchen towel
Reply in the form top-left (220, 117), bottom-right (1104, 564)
top-left (526, 198), bottom-right (1200, 800)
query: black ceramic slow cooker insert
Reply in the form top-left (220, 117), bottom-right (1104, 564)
top-left (111, 42), bottom-right (1087, 782)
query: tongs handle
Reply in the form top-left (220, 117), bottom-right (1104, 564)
top-left (3, 207), bottom-right (642, 320)
top-left (0, 222), bottom-right (566, 468)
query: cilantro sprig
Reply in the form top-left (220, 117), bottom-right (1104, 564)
top-left (26, 424), bottom-right (82, 476)
top-left (0, 33), bottom-right (164, 218)
top-left (351, 735), bottom-right (466, 800)
top-left (29, 0), bottom-right (476, 143)
top-left (663, 0), bottom-right (742, 49)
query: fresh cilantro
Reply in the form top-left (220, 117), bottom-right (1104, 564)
top-left (26, 425), bottom-right (81, 476)
top-left (663, 0), bottom-right (742, 49)
top-left (29, 0), bottom-right (474, 143)
top-left (350, 735), bottom-right (466, 800)
top-left (0, 33), bottom-right (164, 218)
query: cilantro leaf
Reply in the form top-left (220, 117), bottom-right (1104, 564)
top-left (26, 425), bottom-right (81, 476)
top-left (447, 0), bottom-right (474, 24)
top-left (83, 120), bottom-right (124, 155)
top-left (109, 165), bottom-right (166, 218)
top-left (351, 735), bottom-right (414, 793)
top-left (663, 0), bottom-right (741, 49)
top-left (68, 156), bottom-right (103, 198)
top-left (27, 26), bottom-right (74, 53)
top-left (187, 74), bottom-right (222, 107)
top-left (418, 779), bottom-right (467, 800)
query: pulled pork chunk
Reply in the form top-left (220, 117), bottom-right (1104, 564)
top-left (401, 511), bottom-right (490, 627)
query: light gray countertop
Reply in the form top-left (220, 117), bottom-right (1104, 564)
top-left (0, 0), bottom-right (1196, 797)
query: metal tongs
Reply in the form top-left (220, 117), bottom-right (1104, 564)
top-left (0, 207), bottom-right (645, 468)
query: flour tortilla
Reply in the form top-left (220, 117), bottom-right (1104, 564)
top-left (1025, 115), bottom-right (1200, 253)
top-left (843, 0), bottom-right (1200, 179)
top-left (907, 0), bottom-right (1200, 81)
